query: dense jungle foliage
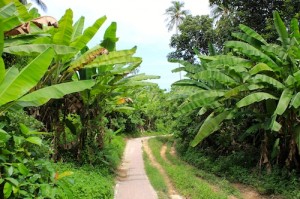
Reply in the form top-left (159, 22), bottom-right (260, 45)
top-left (0, 0), bottom-right (167, 198)
top-left (1, 0), bottom-right (300, 198)
top-left (167, 1), bottom-right (300, 197)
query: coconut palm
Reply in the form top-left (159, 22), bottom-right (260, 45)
top-left (165, 1), bottom-right (189, 80)
top-left (164, 1), bottom-right (190, 34)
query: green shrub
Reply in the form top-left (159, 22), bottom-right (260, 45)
top-left (0, 112), bottom-right (67, 198)
top-left (54, 163), bottom-right (114, 199)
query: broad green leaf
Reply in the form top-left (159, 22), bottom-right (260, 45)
top-left (2, 15), bottom-right (21, 32)
top-left (252, 74), bottom-right (285, 89)
top-left (0, 3), bottom-right (15, 18)
top-left (291, 18), bottom-right (300, 40)
top-left (232, 32), bottom-right (262, 47)
top-left (172, 79), bottom-right (210, 90)
top-left (26, 137), bottom-right (42, 146)
top-left (236, 92), bottom-right (277, 108)
top-left (14, 0), bottom-right (32, 21)
top-left (190, 111), bottom-right (231, 147)
top-left (86, 52), bottom-right (141, 69)
top-left (71, 16), bottom-right (85, 41)
top-left (18, 163), bottom-right (29, 176)
top-left (0, 0), bottom-right (12, 8)
top-left (53, 9), bottom-right (73, 45)
top-left (178, 97), bottom-right (221, 116)
top-left (5, 178), bottom-right (18, 186)
top-left (198, 107), bottom-right (208, 116)
top-left (274, 88), bottom-right (293, 115)
top-left (70, 16), bottom-right (107, 50)
top-left (0, 58), bottom-right (4, 84)
top-left (225, 41), bottom-right (279, 70)
top-left (118, 74), bottom-right (160, 83)
top-left (19, 123), bottom-right (29, 135)
top-left (206, 55), bottom-right (252, 69)
top-left (224, 85), bottom-right (248, 98)
top-left (4, 44), bottom-right (77, 56)
top-left (171, 66), bottom-right (185, 73)
top-left (3, 182), bottom-right (12, 198)
top-left (285, 75), bottom-right (296, 87)
top-left (270, 115), bottom-right (282, 132)
top-left (0, 129), bottom-right (11, 143)
top-left (0, 18), bottom-right (3, 55)
top-left (0, 67), bottom-right (18, 91)
top-left (193, 70), bottom-right (237, 86)
top-left (16, 80), bottom-right (95, 107)
top-left (261, 44), bottom-right (287, 61)
top-left (249, 63), bottom-right (274, 75)
top-left (7, 166), bottom-right (13, 176)
top-left (239, 24), bottom-right (268, 45)
top-left (101, 22), bottom-right (118, 51)
top-left (290, 92), bottom-right (300, 108)
top-left (0, 48), bottom-right (54, 106)
top-left (273, 11), bottom-right (289, 48)
top-left (190, 90), bottom-right (224, 101)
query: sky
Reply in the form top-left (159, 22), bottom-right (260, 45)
top-left (38, 0), bottom-right (210, 90)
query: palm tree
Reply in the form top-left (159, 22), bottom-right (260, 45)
top-left (165, 1), bottom-right (189, 80)
top-left (19, 0), bottom-right (47, 11)
top-left (164, 1), bottom-right (190, 34)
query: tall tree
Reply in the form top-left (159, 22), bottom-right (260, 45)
top-left (164, 1), bottom-right (190, 34)
top-left (168, 15), bottom-right (214, 63)
top-left (165, 1), bottom-right (190, 79)
top-left (210, 0), bottom-right (300, 43)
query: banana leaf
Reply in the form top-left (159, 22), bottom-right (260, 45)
top-left (70, 16), bottom-right (106, 50)
top-left (239, 24), bottom-right (268, 45)
top-left (225, 41), bottom-right (279, 70)
top-left (193, 70), bottom-right (237, 86)
top-left (252, 74), bottom-right (285, 89)
top-left (53, 9), bottom-right (73, 45)
top-left (101, 22), bottom-right (118, 51)
top-left (71, 16), bottom-right (84, 42)
top-left (4, 44), bottom-right (78, 56)
top-left (0, 48), bottom-right (54, 106)
top-left (290, 92), bottom-right (300, 109)
top-left (236, 92), bottom-right (277, 108)
top-left (16, 80), bottom-right (95, 107)
top-left (273, 11), bottom-right (289, 48)
top-left (249, 63), bottom-right (274, 75)
top-left (190, 110), bottom-right (232, 147)
top-left (273, 88), bottom-right (293, 115)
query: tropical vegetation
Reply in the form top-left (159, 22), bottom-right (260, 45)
top-left (0, 0), bottom-right (160, 198)
top-left (168, 3), bottom-right (300, 198)
top-left (1, 0), bottom-right (300, 198)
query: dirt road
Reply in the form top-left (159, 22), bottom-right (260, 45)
top-left (114, 137), bottom-right (158, 199)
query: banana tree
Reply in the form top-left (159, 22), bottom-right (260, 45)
top-left (172, 11), bottom-right (300, 170)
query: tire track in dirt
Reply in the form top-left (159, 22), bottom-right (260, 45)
top-left (143, 139), bottom-right (184, 199)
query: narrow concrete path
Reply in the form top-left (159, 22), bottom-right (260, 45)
top-left (114, 137), bottom-right (158, 199)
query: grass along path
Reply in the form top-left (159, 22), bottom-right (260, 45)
top-left (143, 138), bottom-right (182, 199)
top-left (144, 137), bottom-right (240, 199)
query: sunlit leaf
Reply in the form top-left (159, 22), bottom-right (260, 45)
top-left (26, 137), bottom-right (42, 146)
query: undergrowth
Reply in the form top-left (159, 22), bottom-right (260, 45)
top-left (148, 137), bottom-right (239, 199)
top-left (143, 151), bottom-right (169, 199)
top-left (177, 143), bottom-right (300, 199)
top-left (53, 135), bottom-right (125, 198)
